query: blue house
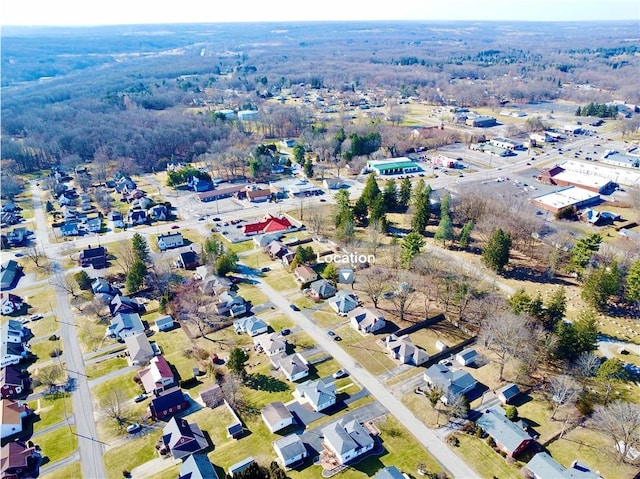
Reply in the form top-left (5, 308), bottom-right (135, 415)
top-left (189, 176), bottom-right (214, 193)
top-left (179, 454), bottom-right (218, 479)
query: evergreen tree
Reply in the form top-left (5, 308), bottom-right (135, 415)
top-left (398, 177), bottom-right (412, 211)
top-left (126, 259), bottom-right (147, 293)
top-left (596, 358), bottom-right (627, 403)
top-left (382, 179), bottom-right (398, 212)
top-left (440, 192), bottom-right (451, 217)
top-left (544, 287), bottom-right (567, 330)
top-left (321, 262), bottom-right (339, 284)
top-left (216, 252), bottom-right (238, 276)
top-left (400, 232), bottom-right (425, 268)
top-left (482, 228), bottom-right (512, 272)
top-left (570, 233), bottom-right (602, 273)
top-left (434, 213), bottom-right (454, 246)
top-left (581, 262), bottom-right (622, 311)
top-left (74, 270), bottom-right (92, 290)
top-left (509, 289), bottom-right (532, 315)
top-left (352, 196), bottom-right (369, 226)
top-left (131, 233), bottom-right (150, 263)
top-left (361, 173), bottom-right (381, 208)
top-left (303, 158), bottom-right (314, 178)
top-left (458, 219), bottom-right (474, 249)
top-left (227, 347), bottom-right (249, 378)
top-left (574, 309), bottom-right (599, 356)
top-left (624, 260), bottom-right (640, 306)
top-left (369, 196), bottom-right (386, 224)
top-left (292, 143), bottom-right (305, 164)
top-left (411, 181), bottom-right (431, 235)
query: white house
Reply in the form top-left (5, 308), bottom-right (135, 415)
top-left (321, 419), bottom-right (375, 465)
top-left (253, 333), bottom-right (287, 356)
top-left (424, 363), bottom-right (477, 404)
top-left (106, 313), bottom-right (145, 341)
top-left (2, 320), bottom-right (28, 344)
top-left (455, 348), bottom-right (478, 366)
top-left (261, 402), bottom-right (295, 433)
top-left (138, 355), bottom-right (175, 394)
top-left (383, 334), bottom-right (428, 366)
top-left (155, 315), bottom-right (175, 332)
top-left (273, 353), bottom-right (309, 382)
top-left (233, 316), bottom-right (269, 337)
top-left (157, 232), bottom-right (184, 251)
top-left (295, 379), bottom-right (336, 412)
top-left (329, 291), bottom-right (359, 316)
top-left (274, 434), bottom-right (307, 468)
top-left (0, 295), bottom-right (23, 316)
top-left (348, 307), bottom-right (386, 334)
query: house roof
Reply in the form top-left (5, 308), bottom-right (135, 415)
top-left (139, 355), bottom-right (174, 392)
top-left (329, 291), bottom-right (359, 314)
top-left (349, 307), bottom-right (384, 329)
top-left (456, 349), bottom-right (477, 361)
top-left (200, 384), bottom-right (224, 408)
top-left (477, 406), bottom-right (532, 454)
top-left (1, 399), bottom-right (27, 427)
top-left (123, 333), bottom-right (154, 363)
top-left (278, 353), bottom-right (309, 380)
top-left (296, 379), bottom-right (336, 409)
top-left (526, 452), bottom-right (601, 479)
top-left (150, 387), bottom-right (185, 413)
top-left (179, 454), bottom-right (218, 479)
top-left (261, 402), bottom-right (293, 429)
top-left (497, 383), bottom-right (520, 401)
top-left (244, 214), bottom-right (292, 235)
top-left (180, 251), bottom-right (198, 265)
top-left (158, 232), bottom-right (183, 243)
top-left (310, 279), bottom-right (336, 297)
top-left (424, 364), bottom-right (477, 398)
top-left (162, 417), bottom-right (208, 459)
top-left (253, 333), bottom-right (286, 355)
top-left (0, 441), bottom-right (34, 471)
top-left (234, 316), bottom-right (268, 335)
top-left (374, 466), bottom-right (406, 479)
top-left (0, 366), bottom-right (26, 388)
top-left (155, 315), bottom-right (174, 327)
top-left (294, 264), bottom-right (317, 282)
top-left (108, 312), bottom-right (144, 337)
top-left (322, 419), bottom-right (374, 456)
top-left (273, 434), bottom-right (306, 462)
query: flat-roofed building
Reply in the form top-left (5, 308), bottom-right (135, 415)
top-left (530, 186), bottom-right (601, 214)
top-left (366, 157), bottom-right (421, 176)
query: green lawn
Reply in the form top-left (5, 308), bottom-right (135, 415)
top-left (239, 251), bottom-right (272, 269)
top-left (454, 433), bottom-right (522, 479)
top-left (92, 374), bottom-right (144, 413)
top-left (29, 338), bottom-right (62, 363)
top-left (236, 283), bottom-right (269, 306)
top-left (103, 429), bottom-right (163, 479)
top-left (77, 316), bottom-right (115, 353)
top-left (85, 357), bottom-right (128, 380)
top-left (340, 328), bottom-right (396, 376)
top-left (291, 295), bottom-right (316, 310)
top-left (264, 270), bottom-right (298, 291)
top-left (516, 394), bottom-right (563, 443)
top-left (259, 313), bottom-right (293, 332)
top-left (28, 394), bottom-right (73, 433)
top-left (153, 465), bottom-right (181, 479)
top-left (311, 308), bottom-right (341, 328)
top-left (26, 316), bottom-right (59, 340)
top-left (39, 461), bottom-right (81, 479)
top-left (37, 426), bottom-right (78, 467)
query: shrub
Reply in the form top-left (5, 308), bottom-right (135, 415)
top-left (446, 434), bottom-right (460, 447)
top-left (505, 405), bottom-right (518, 421)
top-left (486, 436), bottom-right (496, 448)
top-left (48, 334), bottom-right (59, 341)
top-left (49, 348), bottom-right (62, 358)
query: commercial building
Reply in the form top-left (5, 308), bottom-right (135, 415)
top-left (366, 157), bottom-right (421, 176)
top-left (538, 165), bottom-right (615, 193)
top-left (530, 186), bottom-right (601, 214)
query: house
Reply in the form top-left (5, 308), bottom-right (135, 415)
top-left (148, 204), bottom-right (168, 221)
top-left (323, 178), bottom-right (346, 190)
top-left (0, 366), bottom-right (29, 399)
top-left (109, 295), bottom-right (144, 316)
top-left (0, 261), bottom-right (22, 291)
top-left (6, 228), bottom-right (27, 247)
top-left (329, 291), bottom-right (359, 316)
top-left (233, 316), bottom-right (268, 337)
top-left (309, 279), bottom-right (336, 300)
top-left (2, 320), bottom-right (29, 343)
top-left (0, 343), bottom-right (29, 368)
top-left (138, 355), bottom-right (175, 394)
top-left (148, 386), bottom-right (188, 420)
top-left (253, 333), bottom-right (287, 356)
top-left (79, 246), bottom-right (107, 268)
top-left (59, 222), bottom-right (79, 237)
top-left (178, 454), bottom-right (219, 479)
top-left (124, 333), bottom-right (156, 366)
top-left (0, 441), bottom-right (41, 479)
top-left (253, 233), bottom-right (283, 248)
top-left (348, 307), bottom-right (386, 334)
top-left (274, 434), bottom-right (307, 468)
top-left (423, 364), bottom-right (477, 404)
top-left (108, 211), bottom-right (125, 228)
top-left (127, 209), bottom-right (147, 225)
top-left (375, 466), bottom-right (406, 479)
top-left (228, 457), bottom-right (255, 476)
top-left (261, 402), bottom-right (295, 433)
top-left (176, 251), bottom-right (199, 270)
top-left (91, 278), bottom-right (119, 297)
top-left (525, 452), bottom-right (602, 479)
top-left (266, 241), bottom-right (290, 260)
top-left (295, 379), bottom-right (336, 412)
top-left (237, 186), bottom-right (271, 203)
top-left (106, 312), bottom-right (145, 340)
top-left (161, 417), bottom-right (208, 460)
top-left (155, 315), bottom-right (175, 332)
top-left (384, 334), bottom-right (428, 366)
top-left (86, 217), bottom-right (101, 233)
top-left (200, 384), bottom-right (224, 409)
top-left (497, 383), bottom-right (521, 405)
top-left (293, 265), bottom-right (318, 284)
top-left (455, 348), bottom-right (478, 366)
top-left (189, 176), bottom-right (214, 193)
top-left (158, 232), bottom-right (184, 251)
top-left (216, 291), bottom-right (248, 317)
top-left (273, 353), bottom-right (309, 382)
top-left (0, 399), bottom-right (30, 439)
top-left (1, 295), bottom-right (23, 316)
top-left (476, 406), bottom-right (534, 457)
top-left (321, 418), bottom-right (375, 465)
top-left (243, 214), bottom-right (293, 236)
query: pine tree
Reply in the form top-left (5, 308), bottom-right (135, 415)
top-left (544, 287), bottom-right (566, 330)
top-left (458, 219), bottom-right (474, 249)
top-left (361, 173), bottom-right (381, 208)
top-left (624, 260), bottom-right (640, 306)
top-left (131, 233), bottom-right (150, 263)
top-left (126, 259), bottom-right (147, 293)
top-left (398, 177), bottom-right (412, 212)
top-left (570, 233), bottom-right (602, 274)
top-left (434, 213), bottom-right (454, 247)
top-left (411, 182), bottom-right (431, 235)
top-left (581, 262), bottom-right (622, 311)
top-left (401, 232), bottom-right (425, 268)
top-left (482, 228), bottom-right (512, 272)
top-left (382, 179), bottom-right (398, 212)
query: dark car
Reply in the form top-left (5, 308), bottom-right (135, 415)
top-left (134, 393), bottom-right (147, 403)
top-left (327, 330), bottom-right (336, 337)
top-left (333, 335), bottom-right (342, 341)
top-left (289, 304), bottom-right (300, 311)
top-left (261, 267), bottom-right (270, 272)
top-left (126, 423), bottom-right (142, 434)
top-left (281, 329), bottom-right (291, 336)
top-left (212, 217), bottom-right (221, 221)
top-left (171, 225), bottom-right (180, 229)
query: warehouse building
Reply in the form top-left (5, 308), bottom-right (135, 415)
top-left (366, 157), bottom-right (421, 176)
top-left (530, 186), bottom-right (601, 214)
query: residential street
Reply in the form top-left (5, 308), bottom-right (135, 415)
top-left (252, 278), bottom-right (480, 479)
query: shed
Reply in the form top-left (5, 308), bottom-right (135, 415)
top-left (228, 457), bottom-right (254, 476)
top-left (155, 315), bottom-right (175, 332)
top-left (497, 383), bottom-right (521, 405)
top-left (455, 348), bottom-right (478, 366)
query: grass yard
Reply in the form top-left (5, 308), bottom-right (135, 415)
top-left (25, 316), bottom-right (59, 339)
top-left (103, 429), bottom-right (164, 479)
top-left (238, 251), bottom-right (272, 269)
top-left (28, 394), bottom-right (73, 433)
top-left (39, 461), bottom-right (81, 479)
top-left (453, 433), bottom-right (523, 479)
top-left (340, 328), bottom-right (397, 376)
top-left (516, 393), bottom-right (565, 443)
top-left (241, 367), bottom-right (295, 411)
top-left (287, 330), bottom-right (316, 352)
top-left (19, 287), bottom-right (57, 317)
top-left (311, 308), bottom-right (342, 329)
top-left (28, 338), bottom-right (62, 363)
top-left (77, 316), bottom-right (115, 353)
top-left (290, 295), bottom-right (316, 310)
top-left (85, 357), bottom-right (128, 379)
top-left (401, 391), bottom-right (443, 428)
top-left (151, 465), bottom-right (181, 479)
top-left (385, 368), bottom-right (424, 387)
top-left (409, 321), bottom-right (470, 355)
top-left (263, 269), bottom-right (299, 292)
top-left (547, 424), bottom-right (639, 479)
top-left (37, 425), bottom-right (78, 467)
top-left (185, 405), bottom-right (240, 446)
top-left (259, 313), bottom-right (293, 332)
top-left (92, 374), bottom-right (144, 417)
top-left (236, 282), bottom-right (269, 306)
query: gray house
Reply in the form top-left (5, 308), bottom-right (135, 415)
top-left (424, 363), bottom-right (477, 404)
top-left (106, 313), bottom-right (145, 341)
top-left (273, 434), bottom-right (307, 468)
top-left (309, 279), bottom-right (336, 300)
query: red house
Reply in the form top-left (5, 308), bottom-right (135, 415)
top-left (148, 387), bottom-right (188, 420)
top-left (243, 214), bottom-right (293, 236)
top-left (0, 367), bottom-right (28, 399)
top-left (0, 442), bottom-right (40, 479)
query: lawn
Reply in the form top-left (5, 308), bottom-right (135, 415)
top-left (85, 357), bottom-right (128, 379)
top-left (152, 465), bottom-right (181, 479)
top-left (264, 269), bottom-right (298, 291)
top-left (19, 286), bottom-right (57, 318)
top-left (516, 393), bottom-right (565, 443)
top-left (547, 424), bottom-right (639, 479)
top-left (39, 461), bottom-right (81, 479)
top-left (103, 429), bottom-right (164, 479)
top-left (287, 331), bottom-right (316, 352)
top-left (340, 328), bottom-right (397, 376)
top-left (241, 365), bottom-right (295, 411)
top-left (92, 374), bottom-right (144, 417)
top-left (259, 313), bottom-right (294, 332)
top-left (37, 425), bottom-right (78, 467)
top-left (28, 394), bottom-right (73, 433)
top-left (236, 282), bottom-right (269, 306)
top-left (409, 321), bottom-right (470, 355)
top-left (401, 391), bottom-right (443, 428)
top-left (29, 338), bottom-right (62, 364)
top-left (239, 251), bottom-right (272, 269)
top-left (185, 404), bottom-right (239, 446)
top-left (290, 295), bottom-right (316, 310)
top-left (311, 308), bottom-right (342, 329)
top-left (26, 316), bottom-right (59, 339)
top-left (453, 433), bottom-right (523, 479)
top-left (77, 316), bottom-right (115, 353)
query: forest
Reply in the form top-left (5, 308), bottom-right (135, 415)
top-left (1, 21), bottom-right (639, 175)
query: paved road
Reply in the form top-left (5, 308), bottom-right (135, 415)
top-left (253, 278), bottom-right (480, 479)
top-left (31, 183), bottom-right (107, 479)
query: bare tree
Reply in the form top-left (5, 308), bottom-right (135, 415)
top-left (392, 277), bottom-right (415, 322)
top-left (308, 206), bottom-right (326, 238)
top-left (25, 244), bottom-right (49, 270)
top-left (547, 375), bottom-right (581, 420)
top-left (573, 352), bottom-right (602, 380)
top-left (101, 389), bottom-right (131, 428)
top-left (37, 364), bottom-right (65, 393)
top-left (49, 273), bottom-right (79, 299)
top-left (591, 400), bottom-right (640, 463)
top-left (360, 267), bottom-right (388, 309)
top-left (221, 373), bottom-right (245, 411)
top-left (112, 241), bottom-right (137, 276)
top-left (479, 311), bottom-right (535, 381)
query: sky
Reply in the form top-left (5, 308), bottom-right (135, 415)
top-left (2, 0), bottom-right (638, 26)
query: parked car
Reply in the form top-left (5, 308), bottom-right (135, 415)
top-left (171, 225), bottom-right (180, 229)
top-left (327, 330), bottom-right (336, 337)
top-left (289, 304), bottom-right (300, 311)
top-left (333, 369), bottom-right (348, 379)
top-left (333, 335), bottom-right (342, 341)
top-left (29, 314), bottom-right (43, 321)
top-left (134, 393), bottom-right (148, 403)
top-left (126, 423), bottom-right (142, 434)
top-left (261, 267), bottom-right (270, 272)
top-left (280, 329), bottom-right (291, 336)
